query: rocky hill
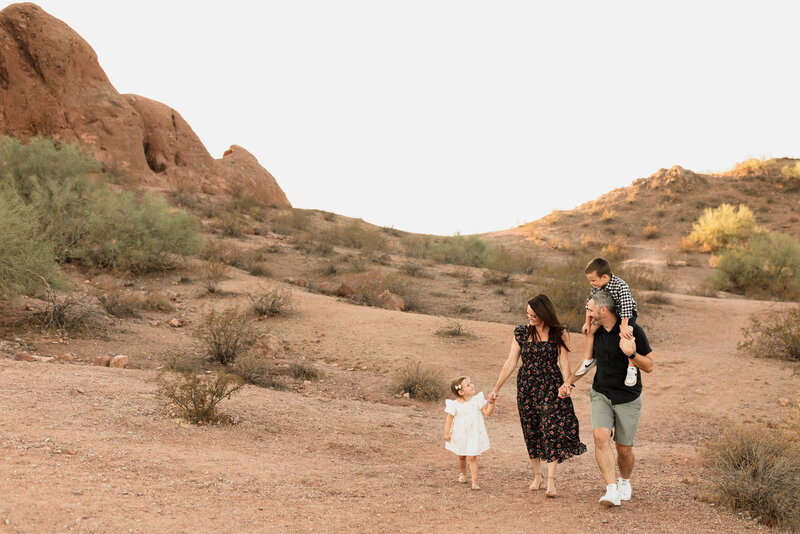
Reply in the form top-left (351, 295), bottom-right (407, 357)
top-left (0, 2), bottom-right (290, 207)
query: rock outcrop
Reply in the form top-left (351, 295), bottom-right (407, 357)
top-left (632, 165), bottom-right (707, 192)
top-left (0, 3), bottom-right (290, 207)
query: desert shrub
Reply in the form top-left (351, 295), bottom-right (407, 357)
top-left (733, 157), bottom-right (768, 177)
top-left (684, 203), bottom-right (759, 252)
top-left (402, 234), bottom-right (504, 270)
top-left (689, 284), bottom-right (719, 298)
top-left (320, 219), bottom-right (388, 253)
top-left (534, 258), bottom-right (588, 332)
top-left (435, 318), bottom-right (470, 337)
top-left (601, 208), bottom-right (618, 222)
top-left (618, 266), bottom-right (672, 291)
top-left (783, 393), bottom-right (800, 439)
top-left (600, 236), bottom-right (628, 265)
top-left (231, 353), bottom-right (288, 389)
top-left (346, 270), bottom-right (396, 307)
top-left (0, 136), bottom-right (203, 271)
top-left (0, 189), bottom-right (61, 298)
top-left (483, 270), bottom-right (511, 285)
top-left (271, 209), bottom-right (309, 235)
top-left (97, 289), bottom-right (143, 318)
top-left (783, 162), bottom-right (800, 181)
top-left (290, 361), bottom-right (322, 381)
top-left (640, 292), bottom-right (672, 306)
top-left (200, 261), bottom-right (228, 294)
top-left (77, 192), bottom-right (203, 272)
top-left (30, 289), bottom-right (108, 337)
top-left (157, 370), bottom-right (244, 425)
top-left (214, 212), bottom-right (246, 238)
top-left (738, 307), bottom-right (800, 361)
top-left (701, 424), bottom-right (800, 531)
top-left (395, 360), bottom-right (446, 401)
top-left (642, 224), bottom-right (660, 239)
top-left (249, 284), bottom-right (295, 317)
top-left (200, 307), bottom-right (259, 365)
top-left (201, 239), bottom-right (247, 267)
top-left (142, 292), bottom-right (176, 312)
top-left (247, 261), bottom-right (273, 277)
top-left (711, 231), bottom-right (800, 300)
top-left (165, 352), bottom-right (205, 374)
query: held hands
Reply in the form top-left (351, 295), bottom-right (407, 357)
top-left (558, 383), bottom-right (572, 398)
top-left (487, 391), bottom-right (498, 403)
top-left (619, 335), bottom-right (636, 357)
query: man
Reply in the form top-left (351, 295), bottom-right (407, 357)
top-left (559, 289), bottom-right (654, 507)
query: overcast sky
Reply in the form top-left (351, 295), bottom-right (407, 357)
top-left (29, 1), bottom-right (800, 235)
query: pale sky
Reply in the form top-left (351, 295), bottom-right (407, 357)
top-left (27, 1), bottom-right (800, 235)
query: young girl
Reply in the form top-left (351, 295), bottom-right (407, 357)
top-left (444, 376), bottom-right (494, 490)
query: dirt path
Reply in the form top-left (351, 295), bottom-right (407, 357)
top-left (1, 287), bottom-right (798, 533)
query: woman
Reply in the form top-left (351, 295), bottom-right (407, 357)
top-left (488, 294), bottom-right (586, 497)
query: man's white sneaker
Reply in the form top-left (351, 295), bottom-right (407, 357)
top-left (575, 358), bottom-right (597, 376)
top-left (599, 484), bottom-right (621, 507)
top-left (624, 365), bottom-right (638, 387)
top-left (618, 478), bottom-right (631, 501)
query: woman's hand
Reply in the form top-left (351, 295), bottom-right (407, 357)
top-left (488, 391), bottom-right (498, 403)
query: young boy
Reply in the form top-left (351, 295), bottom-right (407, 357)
top-left (575, 257), bottom-right (639, 387)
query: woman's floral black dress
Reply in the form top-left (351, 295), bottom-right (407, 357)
top-left (515, 325), bottom-right (586, 463)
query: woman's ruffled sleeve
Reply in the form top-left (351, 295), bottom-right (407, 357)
top-left (444, 399), bottom-right (457, 416)
top-left (474, 391), bottom-right (487, 409)
top-left (514, 324), bottom-right (526, 344)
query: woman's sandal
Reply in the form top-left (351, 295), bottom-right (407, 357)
top-left (529, 474), bottom-right (544, 491)
top-left (458, 473), bottom-right (468, 484)
top-left (545, 477), bottom-right (558, 498)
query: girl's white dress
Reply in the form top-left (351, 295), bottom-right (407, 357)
top-left (444, 392), bottom-right (490, 456)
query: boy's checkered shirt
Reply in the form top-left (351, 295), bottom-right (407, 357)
top-left (587, 274), bottom-right (637, 319)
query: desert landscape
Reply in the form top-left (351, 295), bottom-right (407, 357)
top-left (1, 3), bottom-right (800, 534)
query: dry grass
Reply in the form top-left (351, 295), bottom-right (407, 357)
top-left (230, 353), bottom-right (289, 390)
top-left (142, 292), bottom-right (176, 312)
top-left (643, 224), bottom-right (660, 239)
top-left (97, 289), bottom-right (143, 318)
top-left (200, 262), bottom-right (228, 294)
top-left (701, 424), bottom-right (800, 531)
top-left (30, 289), bottom-right (108, 338)
top-left (249, 284), bottom-right (295, 318)
top-left (394, 360), bottom-right (446, 401)
top-left (435, 318), bottom-right (471, 337)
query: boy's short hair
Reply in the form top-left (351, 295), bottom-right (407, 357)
top-left (585, 257), bottom-right (612, 276)
top-left (450, 376), bottom-right (467, 397)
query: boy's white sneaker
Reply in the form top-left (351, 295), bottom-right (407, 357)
top-left (575, 358), bottom-right (596, 376)
top-left (599, 484), bottom-right (621, 507)
top-left (618, 478), bottom-right (632, 501)
top-left (624, 365), bottom-right (638, 386)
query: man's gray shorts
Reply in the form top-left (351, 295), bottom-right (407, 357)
top-left (589, 389), bottom-right (642, 446)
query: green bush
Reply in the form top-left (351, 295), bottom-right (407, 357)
top-left (0, 189), bottom-right (61, 297)
top-left (684, 203), bottom-right (758, 252)
top-left (77, 192), bottom-right (203, 272)
top-left (712, 231), bottom-right (800, 300)
top-left (403, 234), bottom-right (533, 273)
top-left (0, 136), bottom-right (202, 272)
top-left (534, 257), bottom-right (588, 332)
top-left (702, 424), bottom-right (800, 531)
top-left (318, 219), bottom-right (388, 253)
top-left (738, 307), bottom-right (800, 361)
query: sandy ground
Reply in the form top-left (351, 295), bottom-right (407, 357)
top-left (1, 280), bottom-right (799, 533)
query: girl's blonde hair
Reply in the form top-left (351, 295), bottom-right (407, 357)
top-left (450, 376), bottom-right (468, 397)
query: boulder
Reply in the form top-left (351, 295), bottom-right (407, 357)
top-left (92, 355), bottom-right (111, 367)
top-left (13, 351), bottom-right (35, 362)
top-left (56, 353), bottom-right (74, 362)
top-left (110, 355), bottom-right (128, 368)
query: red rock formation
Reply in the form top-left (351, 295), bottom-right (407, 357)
top-left (0, 3), bottom-right (291, 207)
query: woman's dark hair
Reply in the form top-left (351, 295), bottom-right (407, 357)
top-left (527, 294), bottom-right (569, 353)
top-left (450, 376), bottom-right (468, 397)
